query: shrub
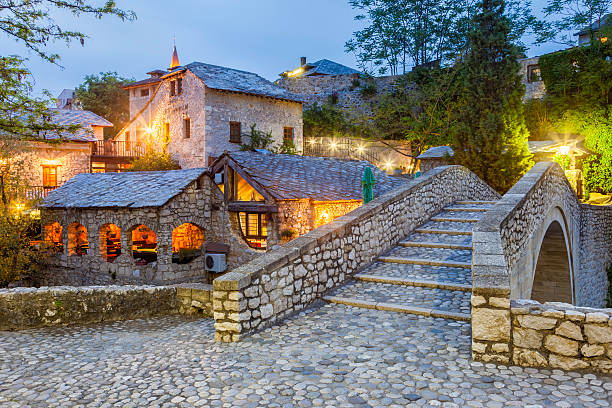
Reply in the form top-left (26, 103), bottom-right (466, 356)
top-left (240, 124), bottom-right (274, 151)
top-left (360, 82), bottom-right (377, 98)
top-left (128, 151), bottom-right (181, 172)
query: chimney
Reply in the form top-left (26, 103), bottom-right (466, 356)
top-left (301, 57), bottom-right (307, 67)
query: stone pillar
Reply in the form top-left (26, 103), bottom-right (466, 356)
top-left (471, 289), bottom-right (512, 364)
top-left (213, 271), bottom-right (251, 342)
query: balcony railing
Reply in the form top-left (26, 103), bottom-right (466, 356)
top-left (25, 186), bottom-right (58, 200)
top-left (92, 141), bottom-right (148, 158)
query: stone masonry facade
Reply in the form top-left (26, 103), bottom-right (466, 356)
top-left (212, 165), bottom-right (499, 342)
top-left (20, 142), bottom-right (91, 189)
top-left (40, 176), bottom-right (258, 286)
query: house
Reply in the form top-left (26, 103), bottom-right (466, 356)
top-left (210, 151), bottom-right (406, 249)
top-left (115, 46), bottom-right (304, 168)
top-left (576, 13), bottom-right (611, 45)
top-left (39, 168), bottom-right (256, 286)
top-left (56, 89), bottom-right (81, 110)
top-left (520, 56), bottom-right (546, 100)
top-left (417, 146), bottom-right (454, 173)
top-left (280, 57), bottom-right (362, 78)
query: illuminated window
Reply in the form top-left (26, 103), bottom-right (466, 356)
top-left (233, 172), bottom-right (264, 201)
top-left (44, 222), bottom-right (63, 252)
top-left (283, 127), bottom-right (294, 145)
top-left (184, 118), bottom-right (191, 139)
top-left (230, 122), bottom-right (241, 143)
top-left (172, 223), bottom-right (205, 264)
top-left (130, 225), bottom-right (157, 265)
top-left (164, 123), bottom-right (170, 141)
top-left (68, 223), bottom-right (88, 256)
top-left (42, 165), bottom-right (58, 187)
top-left (238, 212), bottom-right (267, 249)
top-left (100, 223), bottom-right (121, 262)
top-left (527, 65), bottom-right (541, 83)
top-left (92, 162), bottom-right (106, 173)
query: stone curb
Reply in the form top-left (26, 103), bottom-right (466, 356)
top-left (377, 256), bottom-right (472, 269)
top-left (353, 274), bottom-right (472, 292)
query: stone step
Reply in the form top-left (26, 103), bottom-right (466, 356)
top-left (325, 280), bottom-right (471, 320)
top-left (430, 216), bottom-right (479, 223)
top-left (403, 232), bottom-right (472, 247)
top-left (354, 274), bottom-right (472, 292)
top-left (444, 206), bottom-right (489, 212)
top-left (364, 261), bottom-right (472, 286)
top-left (399, 240), bottom-right (472, 251)
top-left (455, 200), bottom-right (498, 205)
top-left (414, 228), bottom-right (473, 236)
top-left (378, 256), bottom-right (472, 269)
top-left (385, 245), bottom-right (472, 264)
top-left (417, 220), bottom-right (475, 235)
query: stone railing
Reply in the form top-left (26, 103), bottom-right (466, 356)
top-left (0, 283), bottom-right (212, 331)
top-left (213, 165), bottom-right (500, 342)
top-left (471, 161), bottom-right (612, 373)
top-left (511, 300), bottom-right (612, 375)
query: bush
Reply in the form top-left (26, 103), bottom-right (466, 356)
top-left (128, 151), bottom-right (181, 172)
top-left (360, 82), bottom-right (377, 98)
top-left (240, 124), bottom-right (274, 151)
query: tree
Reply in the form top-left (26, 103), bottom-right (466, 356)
top-left (543, 0), bottom-right (612, 45)
top-left (303, 103), bottom-right (356, 139)
top-left (75, 72), bottom-right (133, 138)
top-left (345, 0), bottom-right (545, 75)
top-left (0, 1), bottom-right (135, 139)
top-left (127, 151), bottom-right (181, 172)
top-left (450, 0), bottom-right (533, 193)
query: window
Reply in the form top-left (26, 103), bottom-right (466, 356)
top-left (233, 171), bottom-right (264, 201)
top-left (170, 80), bottom-right (176, 96)
top-left (238, 212), bottom-right (267, 249)
top-left (164, 123), bottom-right (170, 141)
top-left (184, 118), bottom-right (191, 139)
top-left (177, 78), bottom-right (183, 95)
top-left (68, 223), bottom-right (88, 256)
top-left (283, 127), bottom-right (294, 145)
top-left (44, 222), bottom-right (63, 253)
top-left (100, 223), bottom-right (121, 262)
top-left (130, 225), bottom-right (157, 265)
top-left (140, 88), bottom-right (149, 97)
top-left (172, 223), bottom-right (205, 264)
top-left (527, 65), bottom-right (541, 83)
top-left (42, 165), bottom-right (58, 187)
top-left (91, 162), bottom-right (106, 173)
top-left (230, 122), bottom-right (241, 143)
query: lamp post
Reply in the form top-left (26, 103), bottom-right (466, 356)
top-left (558, 145), bottom-right (570, 172)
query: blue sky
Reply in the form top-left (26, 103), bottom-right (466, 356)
top-left (1, 0), bottom-right (564, 98)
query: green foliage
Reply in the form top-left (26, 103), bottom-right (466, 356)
top-left (359, 82), bottom-right (377, 98)
top-left (542, 0), bottom-right (612, 45)
top-left (584, 154), bottom-right (612, 193)
top-left (327, 93), bottom-right (339, 105)
top-left (303, 104), bottom-right (356, 139)
top-left (240, 124), bottom-right (274, 151)
top-left (523, 99), bottom-right (556, 141)
top-left (75, 72), bottom-right (134, 139)
top-left (450, 0), bottom-right (534, 193)
top-left (280, 228), bottom-right (298, 239)
top-left (274, 140), bottom-right (298, 155)
top-left (0, 210), bottom-right (48, 287)
top-left (552, 152), bottom-right (571, 169)
top-left (128, 151), bottom-right (181, 172)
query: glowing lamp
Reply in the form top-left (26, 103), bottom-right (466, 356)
top-left (309, 139), bottom-right (315, 145)
top-left (357, 144), bottom-right (365, 153)
top-left (145, 126), bottom-right (154, 135)
top-left (558, 145), bottom-right (570, 156)
top-left (330, 142), bottom-right (338, 150)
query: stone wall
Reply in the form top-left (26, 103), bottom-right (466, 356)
top-left (510, 300), bottom-right (612, 375)
top-left (213, 165), bottom-right (500, 342)
top-left (40, 175), bottom-right (258, 286)
top-left (277, 199), bottom-right (313, 242)
top-left (21, 141), bottom-right (91, 188)
top-left (276, 74), bottom-right (400, 113)
top-left (471, 161), bottom-right (612, 371)
top-left (519, 56), bottom-right (546, 101)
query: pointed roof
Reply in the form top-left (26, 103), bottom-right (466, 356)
top-left (170, 45), bottom-right (180, 69)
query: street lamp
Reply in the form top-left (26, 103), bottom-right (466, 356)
top-left (558, 145), bottom-right (570, 172)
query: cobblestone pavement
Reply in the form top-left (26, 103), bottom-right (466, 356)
top-left (1, 304), bottom-right (611, 408)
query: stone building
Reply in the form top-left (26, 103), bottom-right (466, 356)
top-left (116, 47), bottom-right (304, 168)
top-left (519, 56), bottom-right (546, 101)
top-left (280, 57), bottom-right (362, 78)
top-left (416, 146), bottom-right (454, 173)
top-left (39, 168), bottom-right (257, 286)
top-left (210, 151), bottom-right (406, 249)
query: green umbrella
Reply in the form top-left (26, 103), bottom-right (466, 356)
top-left (362, 166), bottom-right (376, 203)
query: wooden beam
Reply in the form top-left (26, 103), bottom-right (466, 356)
top-left (228, 202), bottom-right (278, 213)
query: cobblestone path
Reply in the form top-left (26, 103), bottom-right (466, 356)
top-left (326, 201), bottom-right (496, 321)
top-left (1, 305), bottom-right (611, 408)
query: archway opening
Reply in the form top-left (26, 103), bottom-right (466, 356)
top-left (130, 224), bottom-right (157, 265)
top-left (43, 222), bottom-right (63, 253)
top-left (172, 223), bottom-right (205, 264)
top-left (100, 223), bottom-right (121, 262)
top-left (68, 223), bottom-right (88, 256)
top-left (531, 221), bottom-right (573, 304)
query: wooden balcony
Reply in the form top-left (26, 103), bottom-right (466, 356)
top-left (92, 141), bottom-right (147, 159)
top-left (25, 186), bottom-right (58, 200)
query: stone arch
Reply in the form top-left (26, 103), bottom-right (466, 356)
top-left (172, 222), bottom-right (205, 264)
top-left (128, 224), bottom-right (158, 265)
top-left (99, 223), bottom-right (122, 262)
top-left (43, 221), bottom-right (64, 253)
top-left (530, 213), bottom-right (574, 304)
top-left (67, 222), bottom-right (88, 256)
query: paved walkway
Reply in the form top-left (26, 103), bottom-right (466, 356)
top-left (1, 304), bottom-right (610, 408)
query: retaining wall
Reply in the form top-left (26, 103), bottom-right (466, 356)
top-left (213, 165), bottom-right (500, 342)
top-left (0, 283), bottom-right (213, 331)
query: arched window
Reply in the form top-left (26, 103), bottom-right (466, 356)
top-left (44, 222), bottom-right (63, 252)
top-left (99, 223), bottom-right (121, 262)
top-left (238, 212), bottom-right (267, 249)
top-left (172, 223), bottom-right (205, 264)
top-left (68, 223), bottom-right (88, 256)
top-left (130, 224), bottom-right (157, 265)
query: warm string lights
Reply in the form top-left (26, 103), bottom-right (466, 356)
top-left (305, 138), bottom-right (395, 172)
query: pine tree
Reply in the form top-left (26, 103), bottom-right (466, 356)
top-left (451, 0), bottom-right (533, 193)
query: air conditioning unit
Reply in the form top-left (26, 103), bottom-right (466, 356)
top-left (205, 253), bottom-right (227, 273)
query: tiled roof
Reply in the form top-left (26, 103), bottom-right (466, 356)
top-left (417, 146), bottom-right (454, 159)
top-left (185, 62), bottom-right (302, 102)
top-left (302, 59), bottom-right (362, 76)
top-left (123, 77), bottom-right (163, 89)
top-left (222, 151), bottom-right (407, 201)
top-left (41, 168), bottom-right (207, 209)
top-left (39, 109), bottom-right (113, 142)
top-left (576, 13), bottom-right (612, 35)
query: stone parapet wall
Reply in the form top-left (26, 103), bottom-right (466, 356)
top-left (510, 300), bottom-right (612, 375)
top-left (579, 204), bottom-right (612, 305)
top-left (213, 165), bottom-right (500, 342)
top-left (0, 283), bottom-right (213, 331)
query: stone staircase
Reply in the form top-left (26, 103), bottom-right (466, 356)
top-left (324, 200), bottom-right (497, 321)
